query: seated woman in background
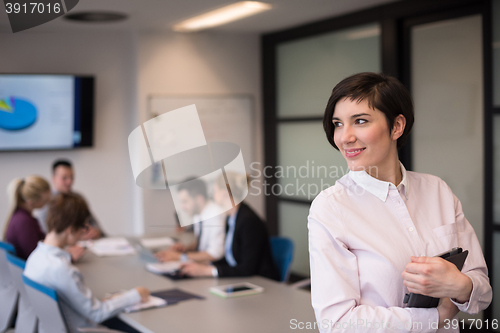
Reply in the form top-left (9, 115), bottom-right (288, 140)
top-left (4, 176), bottom-right (51, 260)
top-left (24, 192), bottom-right (149, 333)
top-left (180, 173), bottom-right (280, 281)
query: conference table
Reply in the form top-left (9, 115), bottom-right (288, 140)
top-left (76, 241), bottom-right (316, 333)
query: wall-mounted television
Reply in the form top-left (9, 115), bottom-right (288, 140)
top-left (0, 74), bottom-right (94, 151)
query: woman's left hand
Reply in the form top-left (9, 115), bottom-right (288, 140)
top-left (402, 256), bottom-right (472, 303)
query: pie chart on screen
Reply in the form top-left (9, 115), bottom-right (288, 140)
top-left (0, 96), bottom-right (37, 130)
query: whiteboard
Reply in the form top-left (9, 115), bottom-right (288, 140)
top-left (148, 95), bottom-right (255, 172)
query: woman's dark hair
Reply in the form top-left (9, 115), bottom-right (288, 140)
top-left (323, 72), bottom-right (414, 150)
top-left (46, 192), bottom-right (90, 233)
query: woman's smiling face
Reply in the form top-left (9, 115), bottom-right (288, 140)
top-left (332, 97), bottom-right (401, 174)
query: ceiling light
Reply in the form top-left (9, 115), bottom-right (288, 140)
top-left (173, 1), bottom-right (272, 32)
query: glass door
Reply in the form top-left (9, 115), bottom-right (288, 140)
top-left (275, 23), bottom-right (381, 276)
top-left (407, 12), bottom-right (485, 323)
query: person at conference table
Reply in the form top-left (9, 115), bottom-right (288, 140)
top-left (155, 178), bottom-right (225, 263)
top-left (180, 173), bottom-right (280, 281)
top-left (4, 175), bottom-right (51, 260)
top-left (308, 72), bottom-right (491, 332)
top-left (24, 192), bottom-right (149, 333)
top-left (33, 159), bottom-right (104, 240)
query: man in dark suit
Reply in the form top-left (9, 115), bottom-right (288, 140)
top-left (180, 202), bottom-right (280, 281)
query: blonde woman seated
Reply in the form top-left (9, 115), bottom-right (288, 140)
top-left (180, 173), bottom-right (280, 280)
top-left (4, 176), bottom-right (51, 260)
top-left (24, 193), bottom-right (149, 333)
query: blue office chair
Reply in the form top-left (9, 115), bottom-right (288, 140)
top-left (0, 241), bottom-right (18, 333)
top-left (6, 254), bottom-right (37, 333)
top-left (269, 237), bottom-right (294, 283)
top-left (22, 275), bottom-right (126, 333)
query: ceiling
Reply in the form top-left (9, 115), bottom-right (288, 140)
top-left (0, 0), bottom-right (400, 34)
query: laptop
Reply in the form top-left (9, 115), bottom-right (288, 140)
top-left (128, 238), bottom-right (159, 263)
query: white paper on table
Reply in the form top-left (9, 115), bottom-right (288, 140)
top-left (140, 237), bottom-right (175, 249)
top-left (124, 295), bottom-right (167, 313)
top-left (146, 261), bottom-right (182, 274)
top-left (88, 237), bottom-right (136, 257)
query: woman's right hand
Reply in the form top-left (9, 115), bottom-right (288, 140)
top-left (135, 287), bottom-right (150, 302)
top-left (437, 298), bottom-right (459, 328)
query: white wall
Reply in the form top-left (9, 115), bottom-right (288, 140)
top-left (137, 31), bottom-right (265, 235)
top-left (0, 29), bottom-right (265, 237)
top-left (0, 31), bottom-right (139, 236)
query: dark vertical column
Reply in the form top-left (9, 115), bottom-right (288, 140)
top-left (482, 0), bottom-right (494, 322)
top-left (262, 35), bottom-right (278, 236)
top-left (381, 17), bottom-right (413, 170)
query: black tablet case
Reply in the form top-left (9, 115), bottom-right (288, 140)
top-left (405, 250), bottom-right (469, 308)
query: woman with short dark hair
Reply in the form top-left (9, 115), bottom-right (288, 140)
top-left (308, 72), bottom-right (491, 332)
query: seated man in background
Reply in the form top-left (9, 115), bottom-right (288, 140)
top-left (155, 178), bottom-right (225, 263)
top-left (179, 173), bottom-right (280, 280)
top-left (25, 192), bottom-right (149, 333)
top-left (34, 159), bottom-right (104, 240)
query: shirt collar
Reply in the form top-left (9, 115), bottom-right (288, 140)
top-left (348, 162), bottom-right (409, 202)
top-left (228, 208), bottom-right (239, 228)
top-left (398, 163), bottom-right (409, 199)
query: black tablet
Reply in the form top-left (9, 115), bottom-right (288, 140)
top-left (404, 248), bottom-right (469, 308)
